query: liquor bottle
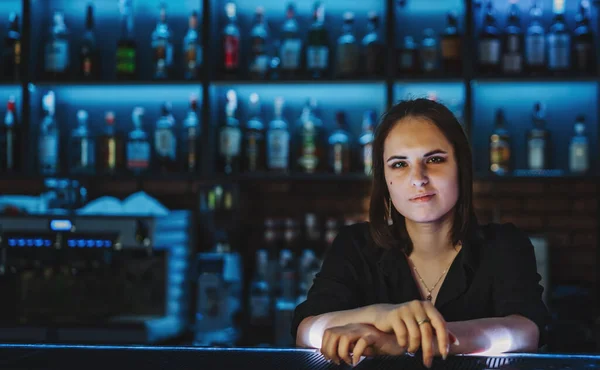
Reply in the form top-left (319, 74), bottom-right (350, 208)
top-left (183, 11), bottom-right (202, 80)
top-left (3, 13), bottom-right (20, 81)
top-left (69, 110), bottom-right (95, 174)
top-left (440, 11), bottom-right (462, 75)
top-left (248, 249), bottom-right (273, 346)
top-left (359, 110), bottom-right (375, 176)
top-left (97, 111), bottom-right (124, 175)
top-left (44, 11), bottom-right (70, 79)
top-left (279, 3), bottom-right (302, 79)
top-left (0, 96), bottom-right (20, 172)
top-left (573, 0), bottom-right (595, 75)
top-left (547, 0), bottom-right (570, 73)
top-left (335, 12), bottom-right (359, 78)
top-left (222, 2), bottom-right (240, 77)
top-left (151, 3), bottom-right (173, 80)
top-left (569, 115), bottom-right (588, 174)
top-left (397, 36), bottom-right (418, 75)
top-left (525, 0), bottom-right (545, 74)
top-left (478, 0), bottom-right (501, 75)
top-left (296, 99), bottom-right (324, 173)
top-left (489, 109), bottom-right (511, 175)
top-left (249, 7), bottom-right (269, 80)
top-left (267, 97), bottom-right (290, 173)
top-left (154, 102), bottom-right (177, 172)
top-left (306, 1), bottom-right (329, 79)
top-left (526, 102), bottom-right (550, 170)
top-left (420, 28), bottom-right (439, 74)
top-left (219, 90), bottom-right (241, 174)
top-left (126, 107), bottom-right (150, 173)
top-left (80, 4), bottom-right (99, 80)
top-left (362, 11), bottom-right (384, 77)
top-left (38, 91), bottom-right (59, 175)
top-left (328, 111), bottom-right (351, 174)
top-left (116, 0), bottom-right (137, 80)
top-left (502, 1), bottom-right (523, 75)
top-left (244, 93), bottom-right (265, 172)
top-left (182, 94), bottom-right (200, 172)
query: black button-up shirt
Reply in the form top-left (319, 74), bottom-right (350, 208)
top-left (292, 221), bottom-right (550, 346)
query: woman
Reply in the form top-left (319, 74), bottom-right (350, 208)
top-left (291, 98), bottom-right (549, 368)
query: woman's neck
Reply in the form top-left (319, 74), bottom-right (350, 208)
top-left (404, 213), bottom-right (456, 260)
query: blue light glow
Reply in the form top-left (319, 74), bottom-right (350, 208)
top-left (394, 82), bottom-right (465, 107)
top-left (50, 219), bottom-right (72, 231)
top-left (0, 1), bottom-right (21, 16)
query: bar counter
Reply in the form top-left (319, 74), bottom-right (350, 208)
top-left (0, 344), bottom-right (599, 370)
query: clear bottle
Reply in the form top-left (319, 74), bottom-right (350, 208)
top-left (3, 13), bottom-right (21, 81)
top-left (0, 96), bottom-right (20, 172)
top-left (44, 11), bottom-right (70, 79)
top-left (573, 0), bottom-right (595, 75)
top-left (306, 1), bottom-right (329, 79)
top-left (420, 28), bottom-right (439, 74)
top-left (39, 91), bottom-right (59, 174)
top-left (335, 12), bottom-right (359, 78)
top-left (569, 115), bottom-right (589, 174)
top-left (296, 99), bottom-right (324, 173)
top-left (116, 0), bottom-right (137, 80)
top-left (222, 2), bottom-right (240, 77)
top-left (547, 0), bottom-right (570, 73)
top-left (80, 4), bottom-right (99, 80)
top-left (69, 110), bottom-right (95, 174)
top-left (525, 0), bottom-right (545, 74)
top-left (397, 36), bottom-right (419, 75)
top-left (526, 102), bottom-right (550, 170)
top-left (219, 90), bottom-right (241, 174)
top-left (249, 7), bottom-right (269, 80)
top-left (183, 10), bottom-right (202, 80)
top-left (151, 2), bottom-right (173, 80)
top-left (328, 111), bottom-right (351, 174)
top-left (182, 94), bottom-right (200, 172)
top-left (126, 107), bottom-right (150, 173)
top-left (359, 110), bottom-right (375, 176)
top-left (362, 11), bottom-right (384, 77)
top-left (478, 1), bottom-right (501, 75)
top-left (154, 102), bottom-right (178, 172)
top-left (279, 3), bottom-right (302, 79)
top-left (244, 92), bottom-right (265, 172)
top-left (502, 1), bottom-right (523, 75)
top-left (489, 108), bottom-right (511, 175)
top-left (267, 97), bottom-right (290, 173)
top-left (97, 111), bottom-right (124, 175)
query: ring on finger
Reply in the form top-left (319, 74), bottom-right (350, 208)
top-left (416, 318), bottom-right (431, 326)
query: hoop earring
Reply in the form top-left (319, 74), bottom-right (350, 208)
top-left (388, 197), bottom-right (393, 225)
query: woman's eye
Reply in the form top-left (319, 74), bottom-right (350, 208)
top-left (427, 156), bottom-right (445, 164)
top-left (392, 162), bottom-right (407, 168)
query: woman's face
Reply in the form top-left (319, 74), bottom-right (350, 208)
top-left (383, 116), bottom-right (459, 225)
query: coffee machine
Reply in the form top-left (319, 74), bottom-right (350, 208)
top-left (0, 210), bottom-right (192, 344)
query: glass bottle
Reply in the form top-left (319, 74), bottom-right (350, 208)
top-left (80, 4), bottom-right (99, 80)
top-left (39, 91), bottom-right (59, 175)
top-left (244, 93), bottom-right (265, 172)
top-left (44, 11), bottom-right (70, 79)
top-left (154, 102), bottom-right (177, 172)
top-left (569, 115), bottom-right (588, 174)
top-left (3, 13), bottom-right (21, 81)
top-left (328, 111), bottom-right (351, 174)
top-left (306, 1), bottom-right (329, 79)
top-left (397, 36), bottom-right (419, 75)
top-left (126, 107), bottom-right (150, 173)
top-left (70, 110), bottom-right (95, 174)
top-left (219, 90), bottom-right (241, 174)
top-left (362, 11), bottom-right (384, 77)
top-left (440, 11), bottom-right (462, 75)
top-left (526, 102), bottom-right (550, 170)
top-left (573, 0), bottom-right (595, 75)
top-left (0, 96), bottom-right (20, 172)
top-left (116, 0), bottom-right (137, 80)
top-left (222, 2), bottom-right (240, 77)
top-left (249, 7), bottom-right (269, 80)
top-left (502, 1), bottom-right (523, 75)
top-left (279, 3), bottom-right (302, 79)
top-left (358, 110), bottom-right (375, 176)
top-left (296, 99), bottom-right (324, 173)
top-left (151, 2), bottom-right (173, 80)
top-left (335, 12), bottom-right (359, 78)
top-left (547, 0), bottom-right (570, 74)
top-left (97, 111), bottom-right (124, 175)
top-left (182, 94), bottom-right (200, 172)
top-left (489, 108), bottom-right (511, 175)
top-left (266, 97), bottom-right (290, 173)
top-left (183, 10), bottom-right (202, 80)
top-left (420, 28), bottom-right (439, 74)
top-left (525, 0), bottom-right (545, 75)
top-left (478, 0), bottom-right (501, 75)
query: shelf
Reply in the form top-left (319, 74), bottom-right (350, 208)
top-left (475, 171), bottom-right (598, 181)
top-left (394, 76), bottom-right (465, 83)
top-left (472, 76), bottom-right (598, 84)
top-left (211, 78), bottom-right (387, 85)
top-left (229, 172), bottom-right (372, 182)
top-left (30, 80), bottom-right (202, 87)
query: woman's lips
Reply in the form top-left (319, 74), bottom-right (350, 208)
top-left (409, 194), bottom-right (436, 203)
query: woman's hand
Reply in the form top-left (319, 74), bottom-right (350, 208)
top-left (320, 323), bottom-right (405, 366)
top-left (373, 300), bottom-right (453, 368)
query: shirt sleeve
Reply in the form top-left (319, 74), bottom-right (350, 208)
top-left (291, 225), bottom-right (365, 343)
top-left (492, 223), bottom-right (551, 347)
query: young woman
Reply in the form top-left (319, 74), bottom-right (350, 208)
top-left (291, 99), bottom-right (549, 368)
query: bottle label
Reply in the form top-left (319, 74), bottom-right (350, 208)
top-left (249, 55), bottom-right (269, 75)
top-left (45, 40), bottom-right (69, 72)
top-left (299, 130), bottom-right (318, 172)
top-left (40, 135), bottom-right (58, 170)
top-left (220, 126), bottom-right (241, 157)
top-left (502, 54), bottom-right (522, 73)
top-left (106, 138), bottom-right (117, 169)
top-left (246, 133), bottom-right (259, 171)
top-left (155, 129), bottom-right (176, 159)
top-left (441, 38), bottom-right (460, 59)
top-left (506, 35), bottom-right (520, 52)
top-left (14, 40), bottom-right (21, 66)
top-left (336, 43), bottom-right (359, 74)
top-left (479, 39), bottom-right (500, 64)
top-left (574, 42), bottom-right (591, 71)
top-left (267, 129), bottom-right (290, 170)
top-left (363, 143), bottom-right (372, 175)
top-left (306, 46), bottom-right (328, 70)
top-left (333, 143), bottom-right (343, 174)
top-left (185, 44), bottom-right (202, 75)
top-left (224, 35), bottom-right (239, 69)
top-left (421, 46), bottom-right (437, 72)
top-left (126, 141), bottom-right (150, 169)
top-left (525, 34), bottom-right (545, 65)
top-left (399, 51), bottom-right (414, 69)
top-left (185, 127), bottom-right (198, 170)
top-left (527, 138), bottom-right (545, 170)
top-left (569, 142), bottom-right (588, 173)
top-left (153, 40), bottom-right (173, 75)
top-left (548, 34), bottom-right (570, 69)
top-left (116, 47), bottom-right (136, 74)
top-left (490, 140), bottom-right (510, 168)
top-left (280, 39), bottom-right (301, 70)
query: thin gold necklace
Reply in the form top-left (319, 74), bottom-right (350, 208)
top-left (408, 246), bottom-right (460, 301)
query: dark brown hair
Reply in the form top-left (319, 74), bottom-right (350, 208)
top-left (368, 98), bottom-right (475, 253)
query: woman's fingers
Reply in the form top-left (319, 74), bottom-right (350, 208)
top-left (337, 334), bottom-right (353, 366)
top-left (391, 318), bottom-right (409, 350)
top-left (351, 337), bottom-right (372, 366)
top-left (403, 315), bottom-right (422, 354)
top-left (419, 320), bottom-right (435, 368)
top-left (423, 302), bottom-right (450, 358)
top-left (321, 330), bottom-right (341, 365)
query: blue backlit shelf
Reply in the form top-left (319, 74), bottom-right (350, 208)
top-left (211, 78), bottom-right (387, 85)
top-left (472, 76), bottom-right (599, 83)
top-left (227, 172), bottom-right (373, 183)
top-left (31, 80), bottom-right (202, 86)
top-left (475, 172), bottom-right (599, 181)
top-left (395, 76), bottom-right (465, 83)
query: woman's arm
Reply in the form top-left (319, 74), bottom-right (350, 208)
top-left (448, 315), bottom-right (540, 355)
